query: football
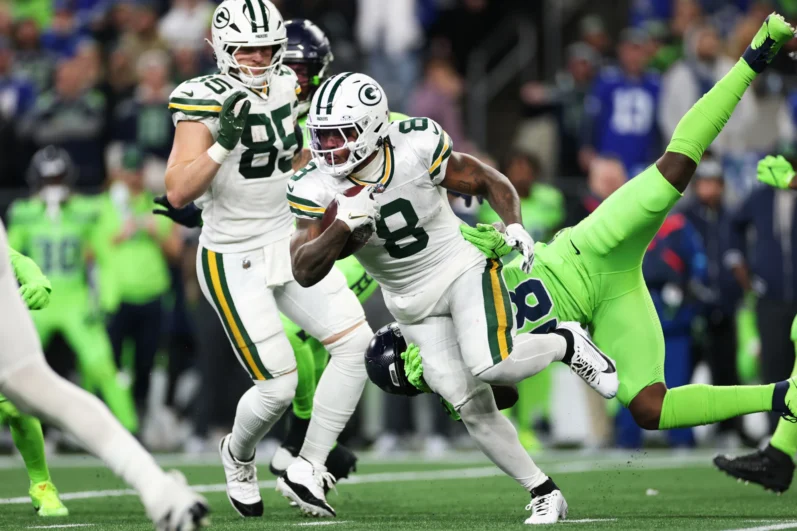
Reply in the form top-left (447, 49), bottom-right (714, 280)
top-left (320, 185), bottom-right (374, 259)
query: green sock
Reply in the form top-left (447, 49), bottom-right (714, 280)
top-left (292, 342), bottom-right (317, 420)
top-left (658, 384), bottom-right (774, 430)
top-left (9, 414), bottom-right (50, 484)
top-left (666, 59), bottom-right (756, 164)
top-left (770, 333), bottom-right (797, 457)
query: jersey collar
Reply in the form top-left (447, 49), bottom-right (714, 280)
top-left (346, 139), bottom-right (394, 189)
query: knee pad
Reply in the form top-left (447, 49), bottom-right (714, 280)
top-left (253, 371), bottom-right (298, 411)
top-left (325, 322), bottom-right (372, 376)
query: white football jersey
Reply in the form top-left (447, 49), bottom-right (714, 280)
top-left (169, 69), bottom-right (301, 253)
top-left (288, 118), bottom-right (485, 323)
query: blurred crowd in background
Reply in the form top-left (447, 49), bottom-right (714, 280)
top-left (2, 0), bottom-right (797, 456)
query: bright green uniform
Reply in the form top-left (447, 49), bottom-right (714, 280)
top-left (6, 196), bottom-right (138, 431)
top-left (285, 112), bottom-right (407, 419)
top-left (498, 165), bottom-right (680, 406)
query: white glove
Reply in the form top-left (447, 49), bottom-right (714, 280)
top-left (335, 187), bottom-right (379, 232)
top-left (504, 223), bottom-right (535, 273)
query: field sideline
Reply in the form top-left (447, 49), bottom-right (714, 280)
top-left (0, 450), bottom-right (795, 530)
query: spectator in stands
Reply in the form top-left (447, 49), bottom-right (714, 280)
top-left (101, 45), bottom-right (137, 119)
top-left (74, 39), bottom-right (104, 90)
top-left (660, 23), bottom-right (754, 158)
top-left (19, 58), bottom-right (107, 187)
top-left (408, 55), bottom-right (467, 149)
top-left (680, 156), bottom-right (750, 446)
top-left (106, 145), bottom-right (182, 416)
top-left (11, 0), bottom-right (52, 32)
top-left (41, 1), bottom-right (85, 59)
top-left (580, 28), bottom-right (661, 177)
top-left (11, 18), bottom-right (56, 93)
top-left (119, 0), bottom-right (169, 68)
top-left (580, 15), bottom-right (612, 59)
top-left (110, 49), bottom-right (175, 192)
top-left (566, 156), bottom-right (626, 226)
top-left (172, 46), bottom-right (207, 84)
top-left (0, 37), bottom-right (37, 121)
top-left (159, 0), bottom-right (214, 52)
top-left (727, 160), bottom-right (797, 431)
top-left (478, 151), bottom-right (564, 243)
top-left (356, 0), bottom-right (422, 112)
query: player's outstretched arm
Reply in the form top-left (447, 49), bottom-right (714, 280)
top-left (165, 91), bottom-right (250, 208)
top-left (8, 246), bottom-right (51, 310)
top-left (290, 218), bottom-right (353, 287)
top-left (441, 152), bottom-right (521, 225)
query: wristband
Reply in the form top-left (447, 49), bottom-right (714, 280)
top-left (207, 142), bottom-right (231, 164)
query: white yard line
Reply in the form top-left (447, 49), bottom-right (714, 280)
top-left (0, 456), bottom-right (707, 506)
top-left (294, 522), bottom-right (352, 527)
top-left (720, 523), bottom-right (797, 531)
top-left (564, 519), bottom-right (618, 524)
top-left (26, 525), bottom-right (95, 529)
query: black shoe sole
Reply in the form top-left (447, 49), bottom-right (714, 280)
top-left (277, 476), bottom-right (336, 517)
top-left (713, 460), bottom-right (791, 494)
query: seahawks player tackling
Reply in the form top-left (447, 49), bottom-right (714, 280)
top-left (164, 0), bottom-right (373, 518)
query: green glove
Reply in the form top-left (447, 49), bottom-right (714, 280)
top-left (19, 283), bottom-right (50, 310)
top-left (400, 343), bottom-right (431, 393)
top-left (757, 155), bottom-right (795, 189)
top-left (216, 91), bottom-right (251, 151)
top-left (460, 224), bottom-right (513, 259)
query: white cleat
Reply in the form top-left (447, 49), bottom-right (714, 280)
top-left (146, 470), bottom-right (210, 531)
top-left (277, 457), bottom-right (337, 517)
top-left (557, 322), bottom-right (618, 399)
top-left (219, 433), bottom-right (263, 517)
top-left (525, 487), bottom-right (568, 525)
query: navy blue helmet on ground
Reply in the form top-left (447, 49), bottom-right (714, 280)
top-left (365, 323), bottom-right (422, 397)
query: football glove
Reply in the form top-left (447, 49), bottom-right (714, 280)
top-left (153, 195), bottom-right (203, 228)
top-left (19, 283), bottom-right (50, 310)
top-left (460, 223), bottom-right (514, 259)
top-left (217, 91), bottom-right (251, 151)
top-left (335, 187), bottom-right (379, 232)
top-left (505, 223), bottom-right (535, 273)
top-left (757, 155), bottom-right (796, 189)
top-left (400, 343), bottom-right (431, 393)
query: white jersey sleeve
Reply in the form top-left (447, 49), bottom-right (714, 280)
top-left (286, 161), bottom-right (334, 221)
top-left (168, 76), bottom-right (225, 137)
top-left (398, 118), bottom-right (454, 185)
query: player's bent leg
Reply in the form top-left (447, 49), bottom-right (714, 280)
top-left (401, 316), bottom-right (566, 525)
top-left (662, 14), bottom-right (794, 192)
top-left (275, 269), bottom-right (370, 517)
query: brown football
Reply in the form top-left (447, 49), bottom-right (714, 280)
top-left (321, 185), bottom-right (374, 259)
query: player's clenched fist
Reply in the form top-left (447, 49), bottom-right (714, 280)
top-left (335, 187), bottom-right (378, 232)
top-left (217, 91), bottom-right (251, 151)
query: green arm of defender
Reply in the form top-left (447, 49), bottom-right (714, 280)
top-left (459, 224), bottom-right (514, 259)
top-left (9, 246), bottom-right (52, 310)
top-left (758, 155), bottom-right (797, 189)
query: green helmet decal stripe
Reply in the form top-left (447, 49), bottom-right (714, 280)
top-left (322, 72), bottom-right (353, 115)
top-left (258, 0), bottom-right (269, 30)
top-left (314, 77), bottom-right (334, 115)
top-left (243, 0), bottom-right (257, 31)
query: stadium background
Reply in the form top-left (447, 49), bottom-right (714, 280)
top-left (0, 0), bottom-right (794, 456)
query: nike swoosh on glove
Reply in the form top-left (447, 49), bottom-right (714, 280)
top-left (335, 187), bottom-right (379, 231)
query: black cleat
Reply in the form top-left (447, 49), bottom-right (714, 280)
top-left (325, 444), bottom-right (358, 487)
top-left (714, 444), bottom-right (795, 493)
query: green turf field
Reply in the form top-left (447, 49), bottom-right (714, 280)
top-left (0, 450), bottom-right (795, 530)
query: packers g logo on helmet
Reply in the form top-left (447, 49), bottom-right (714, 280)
top-left (358, 84), bottom-right (382, 106)
top-left (213, 7), bottom-right (231, 29)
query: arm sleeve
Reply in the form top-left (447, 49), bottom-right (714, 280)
top-left (287, 163), bottom-right (331, 220)
top-left (401, 118), bottom-right (454, 185)
top-left (168, 81), bottom-right (222, 137)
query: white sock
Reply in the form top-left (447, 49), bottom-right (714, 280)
top-left (459, 386), bottom-right (547, 491)
top-left (230, 371), bottom-right (297, 461)
top-left (0, 361), bottom-right (167, 506)
top-left (477, 333), bottom-right (566, 385)
top-left (299, 323), bottom-right (370, 467)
